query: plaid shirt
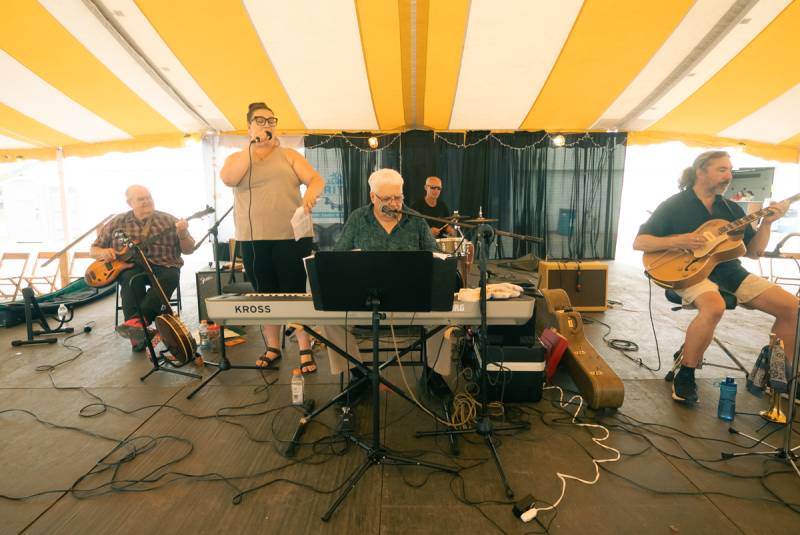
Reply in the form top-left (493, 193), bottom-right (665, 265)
top-left (93, 210), bottom-right (186, 268)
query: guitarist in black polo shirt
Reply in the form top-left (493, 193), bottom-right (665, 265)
top-left (634, 151), bottom-right (797, 405)
top-left (409, 176), bottom-right (456, 238)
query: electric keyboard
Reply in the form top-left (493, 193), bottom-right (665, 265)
top-left (205, 293), bottom-right (534, 326)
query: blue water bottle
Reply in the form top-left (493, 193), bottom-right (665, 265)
top-left (717, 377), bottom-right (737, 421)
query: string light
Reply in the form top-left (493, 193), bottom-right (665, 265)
top-left (303, 133), bottom-right (401, 152)
top-left (433, 131), bottom-right (611, 151)
top-left (302, 131), bottom-right (617, 152)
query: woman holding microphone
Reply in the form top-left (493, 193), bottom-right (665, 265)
top-left (220, 102), bottom-right (324, 374)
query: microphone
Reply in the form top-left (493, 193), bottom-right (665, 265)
top-left (380, 205), bottom-right (399, 217)
top-left (251, 131), bottom-right (273, 144)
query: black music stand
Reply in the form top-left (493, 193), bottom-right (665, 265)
top-left (306, 251), bottom-right (459, 521)
top-left (187, 206), bottom-right (264, 400)
top-left (415, 224), bottom-right (529, 498)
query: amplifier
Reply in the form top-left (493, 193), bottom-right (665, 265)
top-left (538, 260), bottom-right (607, 312)
top-left (195, 268), bottom-right (253, 321)
top-left (485, 345), bottom-right (545, 403)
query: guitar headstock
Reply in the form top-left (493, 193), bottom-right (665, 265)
top-left (113, 229), bottom-right (134, 248)
top-left (189, 205), bottom-right (216, 220)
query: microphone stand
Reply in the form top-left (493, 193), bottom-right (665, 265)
top-left (187, 206), bottom-right (264, 400)
top-left (415, 222), bottom-right (529, 497)
top-left (721, 297), bottom-right (800, 478)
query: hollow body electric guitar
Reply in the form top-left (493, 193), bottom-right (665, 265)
top-left (115, 231), bottom-right (197, 364)
top-left (643, 193), bottom-right (800, 289)
top-left (85, 206), bottom-right (214, 288)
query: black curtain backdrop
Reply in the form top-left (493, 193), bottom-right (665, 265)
top-left (304, 130), bottom-right (626, 260)
top-left (304, 133), bottom-right (400, 218)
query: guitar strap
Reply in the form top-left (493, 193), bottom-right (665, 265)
top-left (139, 217), bottom-right (154, 253)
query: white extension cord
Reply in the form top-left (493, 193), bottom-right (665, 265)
top-left (520, 385), bottom-right (621, 522)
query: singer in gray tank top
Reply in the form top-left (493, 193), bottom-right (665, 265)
top-left (220, 102), bottom-right (325, 374)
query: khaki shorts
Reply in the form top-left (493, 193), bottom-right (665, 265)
top-left (676, 274), bottom-right (776, 308)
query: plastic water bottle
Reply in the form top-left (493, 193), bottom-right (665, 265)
top-left (717, 377), bottom-right (737, 421)
top-left (57, 304), bottom-right (68, 321)
top-left (207, 322), bottom-right (221, 352)
top-left (198, 320), bottom-right (210, 349)
top-left (291, 368), bottom-right (304, 405)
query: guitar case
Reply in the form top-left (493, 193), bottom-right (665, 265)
top-left (535, 288), bottom-right (624, 409)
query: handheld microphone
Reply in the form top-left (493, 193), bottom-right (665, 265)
top-left (250, 131), bottom-right (273, 144)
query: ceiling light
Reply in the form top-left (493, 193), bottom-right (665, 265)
top-left (368, 136), bottom-right (379, 149)
top-left (551, 134), bottom-right (566, 147)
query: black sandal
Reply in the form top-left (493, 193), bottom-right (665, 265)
top-left (256, 347), bottom-right (282, 368)
top-left (299, 349), bottom-right (317, 375)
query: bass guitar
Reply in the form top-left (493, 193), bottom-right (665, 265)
top-left (85, 206), bottom-right (214, 288)
top-left (115, 231), bottom-right (197, 365)
top-left (643, 193), bottom-right (800, 289)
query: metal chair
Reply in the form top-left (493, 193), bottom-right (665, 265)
top-left (0, 252), bottom-right (30, 301)
top-left (663, 288), bottom-right (748, 381)
top-left (114, 279), bottom-right (182, 326)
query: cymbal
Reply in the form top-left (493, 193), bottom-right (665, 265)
top-left (464, 217), bottom-right (498, 224)
top-left (447, 213), bottom-right (471, 221)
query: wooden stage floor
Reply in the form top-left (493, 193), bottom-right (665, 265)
top-left (1, 261), bottom-right (798, 534)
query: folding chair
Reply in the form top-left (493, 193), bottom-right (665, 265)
top-left (68, 251), bottom-right (95, 283)
top-left (22, 252), bottom-right (63, 296)
top-left (0, 252), bottom-right (30, 301)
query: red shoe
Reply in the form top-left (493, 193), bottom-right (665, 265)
top-left (116, 318), bottom-right (144, 341)
top-left (117, 318), bottom-right (160, 350)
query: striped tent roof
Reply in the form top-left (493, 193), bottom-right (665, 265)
top-left (2, 0), bottom-right (799, 162)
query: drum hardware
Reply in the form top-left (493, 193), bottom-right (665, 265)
top-left (446, 211), bottom-right (470, 222)
top-left (464, 217), bottom-right (498, 224)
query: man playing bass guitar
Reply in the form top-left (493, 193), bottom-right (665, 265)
top-left (633, 150), bottom-right (797, 405)
top-left (90, 185), bottom-right (195, 351)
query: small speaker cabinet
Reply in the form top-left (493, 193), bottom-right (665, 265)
top-left (538, 260), bottom-right (608, 312)
top-left (195, 268), bottom-right (253, 321)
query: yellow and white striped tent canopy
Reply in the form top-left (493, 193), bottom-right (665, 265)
top-left (2, 0), bottom-right (799, 162)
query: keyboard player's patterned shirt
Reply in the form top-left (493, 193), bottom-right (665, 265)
top-left (334, 204), bottom-right (440, 252)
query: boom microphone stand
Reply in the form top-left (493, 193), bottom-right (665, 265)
top-left (721, 297), bottom-right (800, 477)
top-left (187, 206), bottom-right (264, 400)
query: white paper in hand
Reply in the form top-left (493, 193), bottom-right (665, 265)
top-left (291, 207), bottom-right (314, 241)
